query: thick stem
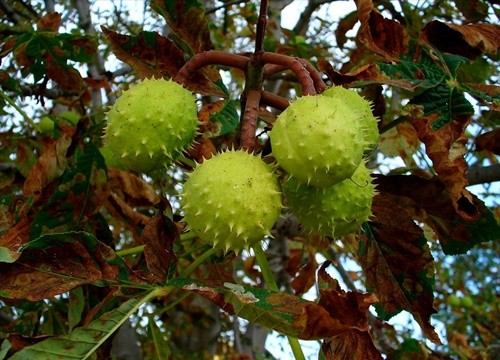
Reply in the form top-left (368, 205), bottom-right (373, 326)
top-left (240, 89), bottom-right (262, 152)
top-left (260, 53), bottom-right (316, 95)
top-left (253, 243), bottom-right (306, 360)
top-left (174, 50), bottom-right (249, 85)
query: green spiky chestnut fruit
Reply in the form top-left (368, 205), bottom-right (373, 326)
top-left (322, 86), bottom-right (379, 153)
top-left (103, 78), bottom-right (199, 173)
top-left (283, 161), bottom-right (376, 238)
top-left (181, 150), bottom-right (282, 253)
top-left (269, 95), bottom-right (366, 187)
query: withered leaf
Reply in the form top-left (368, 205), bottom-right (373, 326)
top-left (101, 27), bottom-right (224, 97)
top-left (108, 168), bottom-right (160, 207)
top-left (356, 0), bottom-right (409, 62)
top-left (174, 277), bottom-right (368, 340)
top-left (374, 174), bottom-right (500, 255)
top-left (409, 113), bottom-right (477, 220)
top-left (0, 216), bottom-right (29, 263)
top-left (321, 330), bottom-right (383, 360)
top-left (317, 261), bottom-right (378, 331)
top-left (475, 128), bottom-right (500, 155)
top-left (37, 12), bottom-right (62, 32)
top-left (421, 21), bottom-right (500, 59)
top-left (360, 193), bottom-right (441, 344)
top-left (44, 52), bottom-right (84, 93)
top-left (151, 0), bottom-right (213, 55)
top-left (142, 214), bottom-right (178, 283)
top-left (23, 132), bottom-right (74, 197)
top-left (0, 232), bottom-right (137, 301)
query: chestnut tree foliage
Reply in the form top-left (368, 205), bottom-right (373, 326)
top-left (0, 0), bottom-right (499, 359)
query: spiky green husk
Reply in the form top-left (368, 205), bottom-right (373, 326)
top-left (322, 86), bottom-right (379, 153)
top-left (103, 78), bottom-right (199, 174)
top-left (269, 95), bottom-right (366, 187)
top-left (181, 150), bottom-right (282, 253)
top-left (283, 162), bottom-right (376, 238)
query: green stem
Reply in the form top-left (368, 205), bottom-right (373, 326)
top-left (253, 243), bottom-right (306, 360)
top-left (116, 245), bottom-right (145, 257)
top-left (0, 91), bottom-right (37, 128)
top-left (178, 154), bottom-right (197, 168)
top-left (178, 246), bottom-right (218, 278)
top-left (116, 232), bottom-right (197, 257)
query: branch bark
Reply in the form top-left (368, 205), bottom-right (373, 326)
top-left (467, 164), bottom-right (500, 186)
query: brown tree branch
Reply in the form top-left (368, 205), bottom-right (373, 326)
top-left (255, 0), bottom-right (268, 53)
top-left (467, 164), bottom-right (500, 186)
top-left (260, 52), bottom-right (316, 95)
top-left (174, 51), bottom-right (249, 85)
top-left (260, 90), bottom-right (290, 111)
top-left (240, 89), bottom-right (262, 152)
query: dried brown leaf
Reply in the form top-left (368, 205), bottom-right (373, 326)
top-left (321, 330), bottom-right (383, 360)
top-left (359, 193), bottom-right (441, 344)
top-left (0, 216), bottom-right (29, 262)
top-left (356, 0), bottom-right (409, 62)
top-left (101, 26), bottom-right (224, 97)
top-left (108, 168), bottom-right (160, 207)
top-left (475, 128), bottom-right (500, 155)
top-left (409, 113), bottom-right (478, 220)
top-left (37, 12), bottom-right (61, 31)
top-left (142, 214), bottom-right (178, 283)
top-left (421, 21), bottom-right (500, 59)
top-left (23, 133), bottom-right (73, 196)
top-left (0, 242), bottom-right (102, 300)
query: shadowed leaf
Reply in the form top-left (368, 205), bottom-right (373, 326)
top-left (151, 0), bottom-right (213, 55)
top-left (475, 128), bottom-right (500, 155)
top-left (171, 278), bottom-right (366, 340)
top-left (23, 132), bottom-right (74, 197)
top-left (317, 261), bottom-right (382, 359)
top-left (356, 0), bottom-right (409, 62)
top-left (0, 232), bottom-right (137, 300)
top-left (357, 194), bottom-right (441, 344)
top-left (321, 330), bottom-right (383, 360)
top-left (9, 292), bottom-right (158, 359)
top-left (421, 21), bottom-right (500, 59)
top-left (374, 175), bottom-right (500, 255)
top-left (142, 214), bottom-right (178, 283)
top-left (408, 109), bottom-right (476, 220)
top-left (29, 144), bottom-right (110, 240)
top-left (101, 27), bottom-right (224, 97)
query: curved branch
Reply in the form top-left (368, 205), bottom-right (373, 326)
top-left (260, 90), bottom-right (290, 111)
top-left (260, 52), bottom-right (316, 95)
top-left (174, 51), bottom-right (249, 85)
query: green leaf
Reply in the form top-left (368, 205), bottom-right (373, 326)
top-left (148, 315), bottom-right (171, 360)
top-left (10, 291), bottom-right (162, 360)
top-left (0, 339), bottom-right (11, 359)
top-left (411, 85), bottom-right (474, 130)
top-left (68, 287), bottom-right (85, 332)
top-left (378, 55), bottom-right (447, 92)
top-left (210, 100), bottom-right (240, 135)
top-left (434, 205), bottom-right (500, 255)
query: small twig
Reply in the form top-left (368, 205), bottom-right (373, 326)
top-left (260, 53), bottom-right (316, 95)
top-left (260, 90), bottom-right (290, 111)
top-left (255, 0), bottom-right (268, 53)
top-left (240, 89), bottom-right (262, 152)
top-left (174, 51), bottom-right (249, 85)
